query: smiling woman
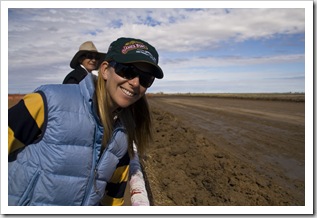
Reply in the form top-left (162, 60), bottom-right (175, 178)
top-left (8, 37), bottom-right (164, 206)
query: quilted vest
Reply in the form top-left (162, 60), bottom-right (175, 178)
top-left (8, 74), bottom-right (129, 206)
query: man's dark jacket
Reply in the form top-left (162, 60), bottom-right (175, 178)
top-left (63, 66), bottom-right (88, 84)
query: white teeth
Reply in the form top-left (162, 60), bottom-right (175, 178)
top-left (121, 87), bottom-right (134, 96)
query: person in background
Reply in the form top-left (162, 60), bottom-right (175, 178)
top-left (63, 41), bottom-right (106, 84)
top-left (8, 37), bottom-right (164, 206)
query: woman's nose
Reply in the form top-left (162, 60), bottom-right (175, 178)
top-left (128, 76), bottom-right (140, 87)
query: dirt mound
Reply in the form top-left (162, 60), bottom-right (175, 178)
top-left (142, 107), bottom-right (303, 206)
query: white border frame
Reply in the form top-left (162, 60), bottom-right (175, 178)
top-left (1, 1), bottom-right (314, 215)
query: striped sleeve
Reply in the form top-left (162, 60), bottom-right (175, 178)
top-left (100, 151), bottom-right (130, 206)
top-left (8, 92), bottom-right (45, 154)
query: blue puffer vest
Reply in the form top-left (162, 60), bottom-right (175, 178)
top-left (8, 74), bottom-right (129, 206)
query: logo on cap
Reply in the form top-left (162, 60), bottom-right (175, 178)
top-left (121, 40), bottom-right (148, 54)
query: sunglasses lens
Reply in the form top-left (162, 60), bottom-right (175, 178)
top-left (115, 65), bottom-right (136, 80)
top-left (85, 53), bottom-right (100, 60)
top-left (111, 62), bottom-right (155, 88)
top-left (139, 73), bottom-right (155, 88)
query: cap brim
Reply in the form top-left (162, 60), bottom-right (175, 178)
top-left (111, 55), bottom-right (164, 79)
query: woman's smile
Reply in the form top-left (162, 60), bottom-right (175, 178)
top-left (120, 86), bottom-right (136, 97)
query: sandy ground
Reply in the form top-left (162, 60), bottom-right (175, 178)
top-left (141, 96), bottom-right (305, 206)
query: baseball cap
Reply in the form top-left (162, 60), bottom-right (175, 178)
top-left (104, 37), bottom-right (164, 79)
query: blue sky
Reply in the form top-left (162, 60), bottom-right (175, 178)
top-left (2, 1), bottom-right (313, 94)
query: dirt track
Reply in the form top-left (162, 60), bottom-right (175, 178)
top-left (142, 96), bottom-right (305, 206)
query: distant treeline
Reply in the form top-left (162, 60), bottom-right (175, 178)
top-left (146, 92), bottom-right (305, 102)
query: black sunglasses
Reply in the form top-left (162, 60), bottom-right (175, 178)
top-left (108, 61), bottom-right (155, 88)
top-left (84, 53), bottom-right (100, 60)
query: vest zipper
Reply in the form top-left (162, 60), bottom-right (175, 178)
top-left (82, 95), bottom-right (104, 205)
top-left (82, 126), bottom-right (123, 205)
top-left (93, 168), bottom-right (100, 194)
top-left (91, 127), bottom-right (122, 196)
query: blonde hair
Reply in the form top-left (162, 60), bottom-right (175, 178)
top-left (95, 71), bottom-right (152, 157)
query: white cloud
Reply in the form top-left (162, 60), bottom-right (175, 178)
top-left (8, 8), bottom-right (305, 54)
top-left (6, 7), bottom-right (306, 93)
top-left (163, 54), bottom-right (304, 72)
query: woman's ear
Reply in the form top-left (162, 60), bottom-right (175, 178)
top-left (99, 61), bottom-right (109, 80)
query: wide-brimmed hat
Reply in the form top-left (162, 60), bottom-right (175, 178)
top-left (70, 41), bottom-right (106, 69)
top-left (104, 37), bottom-right (164, 79)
